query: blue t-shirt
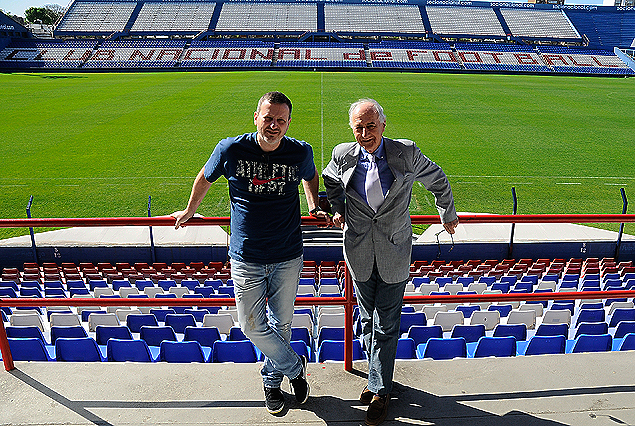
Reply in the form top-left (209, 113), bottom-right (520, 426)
top-left (204, 132), bottom-right (316, 264)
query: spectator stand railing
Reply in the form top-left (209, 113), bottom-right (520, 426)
top-left (2, 213), bottom-right (635, 372)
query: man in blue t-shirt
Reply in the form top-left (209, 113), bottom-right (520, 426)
top-left (172, 92), bottom-right (329, 414)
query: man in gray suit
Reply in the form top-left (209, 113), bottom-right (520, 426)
top-left (322, 99), bottom-right (459, 426)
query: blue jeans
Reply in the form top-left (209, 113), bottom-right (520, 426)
top-left (354, 265), bottom-right (407, 396)
top-left (231, 256), bottom-right (304, 389)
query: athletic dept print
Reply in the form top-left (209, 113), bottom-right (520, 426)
top-left (237, 159), bottom-right (299, 195)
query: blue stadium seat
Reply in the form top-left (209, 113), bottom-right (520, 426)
top-left (80, 309), bottom-right (106, 322)
top-left (474, 336), bottom-right (517, 358)
top-left (20, 287), bottom-right (42, 297)
top-left (456, 305), bottom-right (480, 319)
top-left (160, 340), bottom-right (208, 363)
top-left (95, 325), bottom-right (133, 345)
top-left (6, 326), bottom-right (47, 343)
top-left (158, 280), bottom-right (177, 291)
top-left (491, 282), bottom-right (510, 293)
top-left (0, 288), bottom-right (18, 298)
top-left (212, 340), bottom-right (258, 363)
top-left (609, 309), bottom-right (635, 328)
top-left (139, 326), bottom-right (177, 347)
top-left (614, 321), bottom-right (635, 339)
top-left (8, 337), bottom-right (54, 361)
top-left (396, 337), bottom-right (416, 359)
top-left (183, 309), bottom-right (208, 323)
top-left (575, 309), bottom-right (605, 326)
top-left (619, 333), bottom-right (635, 351)
top-left (420, 338), bottom-right (467, 360)
top-left (126, 314), bottom-right (159, 333)
top-left (407, 325), bottom-right (443, 346)
top-left (55, 337), bottom-right (105, 362)
top-left (551, 302), bottom-right (575, 316)
top-left (493, 324), bottom-right (527, 341)
top-left (488, 304), bottom-right (512, 317)
top-left (291, 327), bottom-right (313, 349)
top-left (399, 312), bottom-right (426, 334)
top-left (451, 324), bottom-right (486, 343)
top-left (107, 338), bottom-right (156, 362)
top-left (149, 308), bottom-right (176, 323)
top-left (50, 326), bottom-right (88, 343)
top-left (478, 276), bottom-right (497, 285)
top-left (218, 286), bottom-right (235, 297)
top-left (317, 327), bottom-right (345, 347)
top-left (574, 322), bottom-right (608, 338)
top-left (111, 280), bottom-right (130, 291)
top-left (184, 326), bottom-right (222, 348)
top-left (290, 340), bottom-right (312, 362)
top-left (435, 277), bottom-right (452, 287)
top-left (571, 334), bottom-right (612, 353)
top-left (164, 314), bottom-right (196, 334)
top-left (536, 323), bottom-right (569, 338)
top-left (524, 335), bottom-right (566, 356)
top-left (317, 340), bottom-right (364, 362)
top-left (228, 326), bottom-right (248, 341)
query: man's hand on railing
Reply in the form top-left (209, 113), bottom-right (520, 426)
top-left (171, 211), bottom-right (201, 229)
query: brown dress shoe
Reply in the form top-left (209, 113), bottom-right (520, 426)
top-left (365, 394), bottom-right (390, 426)
top-left (360, 386), bottom-right (374, 405)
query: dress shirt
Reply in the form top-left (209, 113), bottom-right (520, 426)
top-left (350, 138), bottom-right (394, 206)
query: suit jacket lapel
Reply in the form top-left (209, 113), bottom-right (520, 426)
top-left (380, 138), bottom-right (405, 210)
top-left (341, 143), bottom-right (360, 188)
top-left (341, 143), bottom-right (371, 209)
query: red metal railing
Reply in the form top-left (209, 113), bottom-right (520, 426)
top-left (2, 213), bottom-right (635, 372)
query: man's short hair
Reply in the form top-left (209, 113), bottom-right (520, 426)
top-left (349, 98), bottom-right (386, 126)
top-left (257, 91), bottom-right (292, 117)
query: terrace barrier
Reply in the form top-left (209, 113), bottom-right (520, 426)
top-left (2, 213), bottom-right (635, 372)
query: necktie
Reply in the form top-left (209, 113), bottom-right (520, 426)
top-left (365, 154), bottom-right (384, 213)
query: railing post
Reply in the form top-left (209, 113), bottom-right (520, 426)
top-left (0, 312), bottom-right (15, 371)
top-left (615, 188), bottom-right (628, 261)
top-left (508, 187), bottom-right (517, 259)
top-left (148, 196), bottom-right (156, 265)
top-left (26, 195), bottom-right (38, 264)
top-left (344, 264), bottom-right (354, 372)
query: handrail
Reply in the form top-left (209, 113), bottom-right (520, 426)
top-left (3, 290), bottom-right (635, 372)
top-left (1, 212), bottom-right (635, 372)
top-left (2, 213), bottom-right (635, 228)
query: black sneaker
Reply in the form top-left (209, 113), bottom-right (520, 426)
top-left (264, 387), bottom-right (285, 414)
top-left (289, 355), bottom-right (310, 404)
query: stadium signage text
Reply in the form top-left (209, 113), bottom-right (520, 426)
top-left (0, 25), bottom-right (16, 30)
top-left (1, 47), bottom-right (626, 70)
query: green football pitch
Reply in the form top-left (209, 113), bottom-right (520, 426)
top-left (1, 71), bottom-right (634, 239)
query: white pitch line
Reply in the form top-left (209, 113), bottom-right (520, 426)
top-left (556, 182), bottom-right (582, 185)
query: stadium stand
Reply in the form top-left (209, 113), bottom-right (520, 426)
top-left (2, 0), bottom-right (635, 75)
top-left (368, 41), bottom-right (462, 71)
top-left (56, 1), bottom-right (138, 34)
top-left (181, 39), bottom-right (274, 68)
top-left (215, 2), bottom-right (317, 33)
top-left (499, 8), bottom-right (580, 41)
top-left (324, 4), bottom-right (425, 34)
top-left (3, 257), bottom-right (635, 363)
top-left (425, 6), bottom-right (506, 38)
top-left (83, 39), bottom-right (186, 68)
top-left (276, 42), bottom-right (366, 68)
top-left (130, 2), bottom-right (216, 33)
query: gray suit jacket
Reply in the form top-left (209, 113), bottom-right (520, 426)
top-left (322, 137), bottom-right (458, 283)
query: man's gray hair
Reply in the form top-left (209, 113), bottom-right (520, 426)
top-left (349, 98), bottom-right (386, 126)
